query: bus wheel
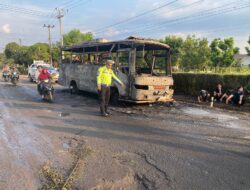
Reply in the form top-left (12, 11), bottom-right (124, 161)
top-left (70, 81), bottom-right (78, 95)
top-left (111, 90), bottom-right (119, 105)
top-left (29, 74), bottom-right (33, 82)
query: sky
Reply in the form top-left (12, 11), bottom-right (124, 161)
top-left (0, 0), bottom-right (250, 53)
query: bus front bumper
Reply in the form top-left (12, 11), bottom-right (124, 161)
top-left (130, 89), bottom-right (174, 103)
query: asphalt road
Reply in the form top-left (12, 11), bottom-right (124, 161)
top-left (0, 77), bottom-right (249, 190)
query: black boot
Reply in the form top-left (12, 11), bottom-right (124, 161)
top-left (100, 107), bottom-right (108, 117)
top-left (105, 106), bottom-right (111, 115)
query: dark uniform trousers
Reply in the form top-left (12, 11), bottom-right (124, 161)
top-left (99, 85), bottom-right (111, 114)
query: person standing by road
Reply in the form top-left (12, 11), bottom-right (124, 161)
top-left (97, 60), bottom-right (124, 117)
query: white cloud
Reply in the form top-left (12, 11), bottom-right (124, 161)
top-left (103, 28), bottom-right (123, 37)
top-left (2, 24), bottom-right (11, 34)
top-left (0, 2), bottom-right (57, 52)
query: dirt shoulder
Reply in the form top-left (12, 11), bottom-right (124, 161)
top-left (174, 94), bottom-right (250, 113)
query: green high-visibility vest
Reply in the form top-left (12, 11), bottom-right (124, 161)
top-left (97, 66), bottom-right (122, 86)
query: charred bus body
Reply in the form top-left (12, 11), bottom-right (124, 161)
top-left (59, 37), bottom-right (174, 103)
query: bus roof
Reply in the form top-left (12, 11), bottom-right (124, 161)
top-left (62, 36), bottom-right (170, 53)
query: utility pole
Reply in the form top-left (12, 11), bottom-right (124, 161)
top-left (56, 8), bottom-right (67, 59)
top-left (56, 8), bottom-right (66, 47)
top-left (44, 24), bottom-right (54, 65)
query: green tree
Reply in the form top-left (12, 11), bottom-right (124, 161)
top-left (0, 53), bottom-right (5, 68)
top-left (3, 42), bottom-right (51, 67)
top-left (181, 35), bottom-right (211, 70)
top-left (63, 29), bottom-right (93, 46)
top-left (14, 46), bottom-right (32, 66)
top-left (4, 42), bottom-right (20, 59)
top-left (161, 36), bottom-right (184, 67)
top-left (28, 43), bottom-right (50, 62)
top-left (52, 44), bottom-right (60, 63)
top-left (246, 36), bottom-right (250, 56)
top-left (210, 39), bottom-right (222, 67)
top-left (210, 37), bottom-right (239, 67)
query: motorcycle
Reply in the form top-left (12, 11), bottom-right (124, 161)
top-left (2, 71), bottom-right (10, 82)
top-left (40, 79), bottom-right (54, 102)
top-left (10, 72), bottom-right (19, 85)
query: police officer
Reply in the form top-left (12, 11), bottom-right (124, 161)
top-left (97, 60), bottom-right (124, 117)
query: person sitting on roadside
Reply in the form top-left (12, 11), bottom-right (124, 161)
top-left (198, 89), bottom-right (210, 102)
top-left (213, 84), bottom-right (228, 102)
top-left (248, 90), bottom-right (250, 102)
top-left (226, 86), bottom-right (245, 106)
top-left (38, 68), bottom-right (51, 95)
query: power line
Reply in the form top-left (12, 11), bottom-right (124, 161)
top-left (138, 2), bottom-right (250, 36)
top-left (60, 0), bottom-right (82, 8)
top-left (65, 0), bottom-right (86, 9)
top-left (110, 0), bottom-right (250, 38)
top-left (143, 0), bottom-right (246, 31)
top-left (94, 0), bottom-right (205, 35)
top-left (0, 3), bottom-right (53, 17)
top-left (92, 0), bottom-right (179, 33)
top-left (114, 0), bottom-right (204, 28)
top-left (67, 0), bottom-right (92, 10)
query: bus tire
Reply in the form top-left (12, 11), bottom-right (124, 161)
top-left (29, 74), bottom-right (33, 82)
top-left (70, 81), bottom-right (78, 95)
top-left (111, 89), bottom-right (119, 105)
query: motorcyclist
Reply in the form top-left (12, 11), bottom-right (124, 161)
top-left (38, 68), bottom-right (51, 96)
top-left (10, 66), bottom-right (20, 80)
top-left (2, 65), bottom-right (10, 79)
top-left (2, 64), bottom-right (10, 73)
top-left (36, 66), bottom-right (43, 94)
top-left (35, 65), bottom-right (43, 82)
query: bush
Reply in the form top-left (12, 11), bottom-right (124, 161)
top-left (173, 73), bottom-right (250, 95)
top-left (17, 65), bottom-right (28, 75)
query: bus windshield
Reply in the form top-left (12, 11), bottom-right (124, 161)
top-left (136, 50), bottom-right (168, 76)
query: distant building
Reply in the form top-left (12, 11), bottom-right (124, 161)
top-left (234, 54), bottom-right (250, 66)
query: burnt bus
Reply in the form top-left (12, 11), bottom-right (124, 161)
top-left (59, 36), bottom-right (174, 103)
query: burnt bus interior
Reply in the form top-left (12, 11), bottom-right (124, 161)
top-left (62, 38), bottom-right (172, 77)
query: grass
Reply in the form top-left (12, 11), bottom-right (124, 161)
top-left (174, 66), bottom-right (250, 75)
top-left (39, 143), bottom-right (93, 190)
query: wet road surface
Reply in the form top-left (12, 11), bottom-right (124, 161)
top-left (0, 77), bottom-right (249, 190)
